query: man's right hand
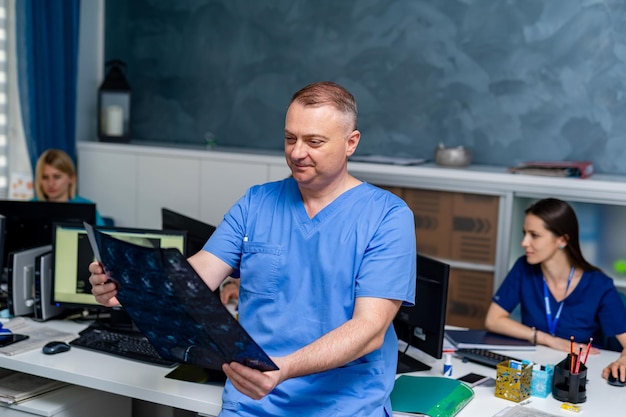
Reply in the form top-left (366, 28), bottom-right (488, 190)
top-left (88, 261), bottom-right (121, 307)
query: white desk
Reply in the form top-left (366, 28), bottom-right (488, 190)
top-left (0, 320), bottom-right (223, 416)
top-left (0, 319), bottom-right (624, 417)
top-left (399, 341), bottom-right (626, 416)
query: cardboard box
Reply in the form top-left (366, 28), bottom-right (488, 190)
top-left (403, 189), bottom-right (453, 259)
top-left (402, 189), bottom-right (499, 263)
top-left (450, 193), bottom-right (499, 264)
top-left (446, 268), bottom-right (494, 329)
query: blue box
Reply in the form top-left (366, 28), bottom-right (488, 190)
top-left (531, 364), bottom-right (555, 398)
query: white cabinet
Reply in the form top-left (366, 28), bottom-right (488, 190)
top-left (136, 154), bottom-right (201, 228)
top-left (77, 142), bottom-right (626, 300)
top-left (77, 142), bottom-right (288, 228)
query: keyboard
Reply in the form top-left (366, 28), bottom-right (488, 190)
top-left (70, 327), bottom-right (178, 367)
top-left (455, 348), bottom-right (522, 369)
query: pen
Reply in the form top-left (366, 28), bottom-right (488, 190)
top-left (574, 346), bottom-right (582, 374)
top-left (582, 337), bottom-right (593, 365)
top-left (243, 235), bottom-right (248, 242)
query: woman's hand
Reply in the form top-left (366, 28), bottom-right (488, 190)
top-left (602, 352), bottom-right (626, 381)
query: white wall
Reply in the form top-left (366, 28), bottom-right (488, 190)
top-left (75, 0), bottom-right (103, 145)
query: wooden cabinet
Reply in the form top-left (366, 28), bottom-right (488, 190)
top-left (379, 186), bottom-right (501, 328)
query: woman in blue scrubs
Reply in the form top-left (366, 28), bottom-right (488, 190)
top-left (485, 198), bottom-right (626, 382)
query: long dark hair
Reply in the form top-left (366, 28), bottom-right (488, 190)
top-left (525, 198), bottom-right (599, 272)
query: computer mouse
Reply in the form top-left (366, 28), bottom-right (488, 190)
top-left (607, 370), bottom-right (626, 387)
top-left (42, 341), bottom-right (71, 355)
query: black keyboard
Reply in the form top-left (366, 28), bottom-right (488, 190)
top-left (455, 348), bottom-right (522, 369)
top-left (70, 327), bottom-right (178, 367)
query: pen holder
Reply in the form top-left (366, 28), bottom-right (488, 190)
top-left (552, 355), bottom-right (587, 404)
top-left (530, 364), bottom-right (554, 398)
top-left (495, 359), bottom-right (533, 402)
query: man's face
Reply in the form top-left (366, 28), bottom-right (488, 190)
top-left (284, 102), bottom-right (359, 190)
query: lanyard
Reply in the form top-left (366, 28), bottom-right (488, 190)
top-left (543, 266), bottom-right (575, 336)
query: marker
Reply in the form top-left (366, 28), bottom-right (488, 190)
top-left (443, 353), bottom-right (452, 377)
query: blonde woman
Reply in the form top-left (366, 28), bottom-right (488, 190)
top-left (32, 149), bottom-right (105, 225)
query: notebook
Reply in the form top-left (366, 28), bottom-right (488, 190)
top-left (84, 222), bottom-right (278, 372)
top-left (445, 330), bottom-right (536, 351)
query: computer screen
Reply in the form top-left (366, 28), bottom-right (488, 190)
top-left (0, 200), bottom-right (96, 279)
top-left (161, 208), bottom-right (216, 255)
top-left (393, 253), bottom-right (450, 373)
top-left (51, 223), bottom-right (187, 311)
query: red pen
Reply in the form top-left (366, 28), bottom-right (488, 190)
top-left (582, 337), bottom-right (593, 365)
top-left (574, 346), bottom-right (583, 374)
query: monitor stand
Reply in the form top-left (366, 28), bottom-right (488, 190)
top-left (397, 350), bottom-right (431, 373)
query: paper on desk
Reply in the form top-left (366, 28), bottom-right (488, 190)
top-left (349, 155), bottom-right (428, 166)
top-left (493, 405), bottom-right (560, 417)
top-left (0, 317), bottom-right (78, 356)
top-left (0, 370), bottom-right (67, 404)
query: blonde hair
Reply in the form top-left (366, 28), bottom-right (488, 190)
top-left (35, 149), bottom-right (77, 200)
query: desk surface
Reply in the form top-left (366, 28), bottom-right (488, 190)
top-left (0, 319), bottom-right (624, 417)
top-left (399, 341), bottom-right (626, 416)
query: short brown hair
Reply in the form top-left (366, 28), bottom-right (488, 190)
top-left (290, 81), bottom-right (358, 131)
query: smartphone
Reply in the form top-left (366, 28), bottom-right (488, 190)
top-left (0, 334), bottom-right (29, 347)
top-left (456, 372), bottom-right (491, 387)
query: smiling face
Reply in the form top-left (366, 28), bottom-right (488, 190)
top-left (284, 101), bottom-right (360, 192)
top-left (521, 213), bottom-right (567, 265)
top-left (40, 164), bottom-right (74, 202)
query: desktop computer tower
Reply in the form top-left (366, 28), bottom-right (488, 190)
top-left (7, 245), bottom-right (52, 316)
top-left (34, 251), bottom-right (69, 321)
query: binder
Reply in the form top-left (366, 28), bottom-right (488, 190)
top-left (391, 375), bottom-right (474, 417)
top-left (507, 161), bottom-right (593, 178)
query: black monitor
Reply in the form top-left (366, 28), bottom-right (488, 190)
top-left (51, 223), bottom-right (187, 328)
top-left (161, 208), bottom-right (216, 255)
top-left (393, 253), bottom-right (450, 373)
top-left (0, 200), bottom-right (96, 280)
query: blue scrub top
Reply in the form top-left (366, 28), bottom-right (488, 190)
top-left (205, 178), bottom-right (416, 417)
top-left (493, 256), bottom-right (626, 344)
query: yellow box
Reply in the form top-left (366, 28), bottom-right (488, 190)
top-left (495, 360), bottom-right (533, 402)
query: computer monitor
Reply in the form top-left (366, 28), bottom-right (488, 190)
top-left (0, 200), bottom-right (96, 280)
top-left (393, 253), bottom-right (450, 373)
top-left (51, 223), bottom-right (187, 326)
top-left (161, 208), bottom-right (216, 255)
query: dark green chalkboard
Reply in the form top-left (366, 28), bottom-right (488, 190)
top-left (105, 0), bottom-right (626, 174)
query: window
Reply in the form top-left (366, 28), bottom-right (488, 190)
top-left (4, 0), bottom-right (32, 200)
top-left (0, 0), bottom-right (7, 199)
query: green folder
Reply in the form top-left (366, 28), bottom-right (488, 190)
top-left (391, 375), bottom-right (474, 417)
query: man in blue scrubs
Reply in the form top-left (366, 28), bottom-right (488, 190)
top-left (90, 81), bottom-right (416, 416)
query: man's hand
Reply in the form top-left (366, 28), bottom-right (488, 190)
top-left (88, 261), bottom-right (121, 307)
top-left (222, 358), bottom-right (286, 400)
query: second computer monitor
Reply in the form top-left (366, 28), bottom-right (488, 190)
top-left (51, 223), bottom-right (187, 311)
top-left (0, 200), bottom-right (96, 277)
top-left (393, 253), bottom-right (450, 373)
top-left (161, 208), bottom-right (216, 255)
